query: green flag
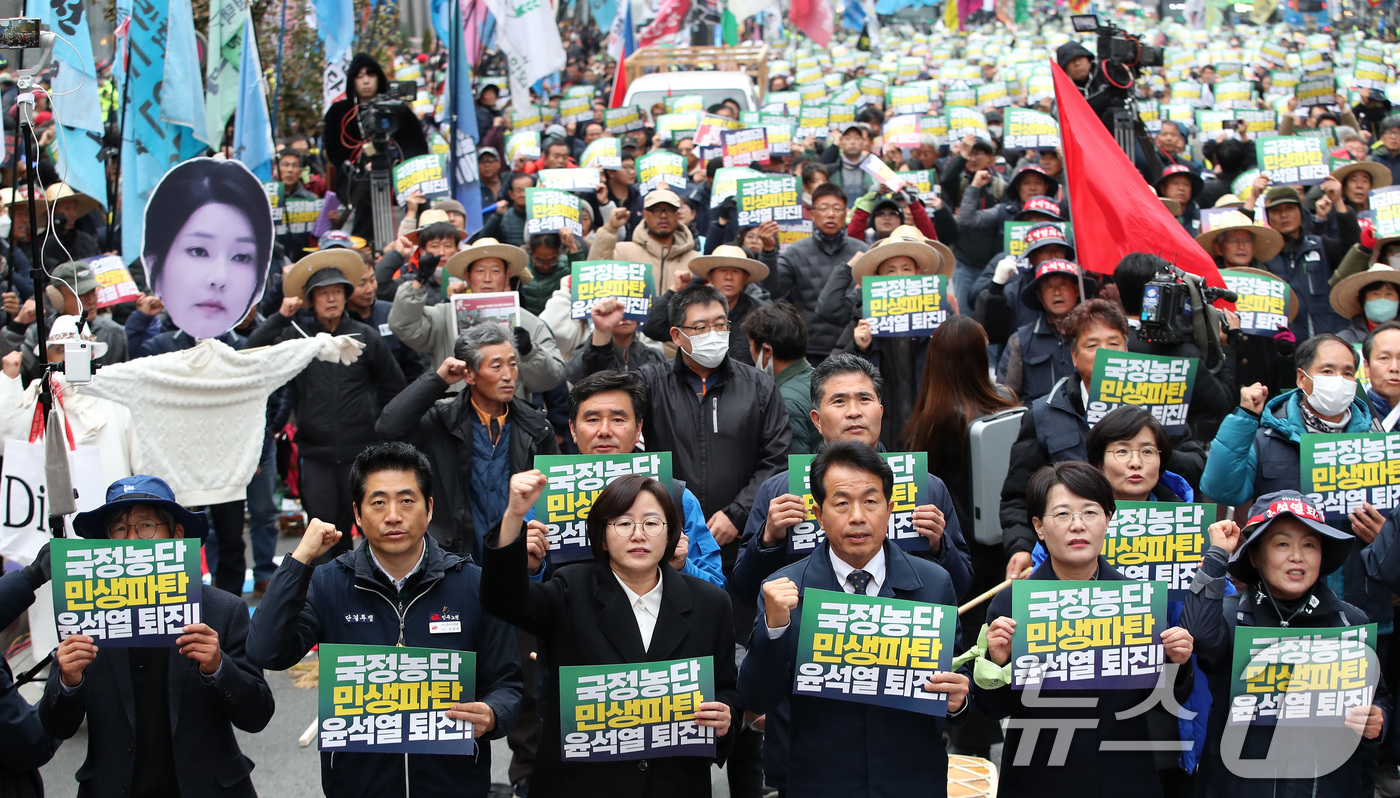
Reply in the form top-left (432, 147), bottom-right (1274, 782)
top-left (205, 0), bottom-right (248, 140)
top-left (722, 2), bottom-right (739, 46)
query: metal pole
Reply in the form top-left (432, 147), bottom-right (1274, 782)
top-left (271, 0), bottom-right (288, 140)
top-left (449, 0), bottom-right (460, 198)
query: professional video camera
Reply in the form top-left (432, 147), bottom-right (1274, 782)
top-left (1140, 263), bottom-right (1237, 372)
top-left (1071, 14), bottom-right (1164, 176)
top-left (1072, 14), bottom-right (1163, 73)
top-left (353, 79), bottom-right (417, 252)
top-left (356, 79), bottom-right (417, 143)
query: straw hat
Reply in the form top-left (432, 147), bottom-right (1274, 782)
top-left (44, 182), bottom-right (101, 217)
top-left (1330, 264), bottom-right (1400, 320)
top-left (445, 237), bottom-right (531, 283)
top-left (1224, 265), bottom-right (1299, 323)
top-left (690, 245), bottom-right (769, 283)
top-left (1331, 160), bottom-right (1391, 191)
top-left (850, 225), bottom-right (955, 281)
top-left (283, 249), bottom-right (366, 300)
top-left (1195, 211), bottom-right (1284, 263)
top-left (1212, 194), bottom-right (1245, 209)
top-left (406, 208), bottom-right (467, 246)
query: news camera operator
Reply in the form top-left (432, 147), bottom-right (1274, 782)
top-left (1058, 16), bottom-right (1165, 180)
top-left (323, 53), bottom-right (429, 241)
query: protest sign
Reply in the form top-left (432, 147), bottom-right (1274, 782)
top-left (1373, 186), bottom-right (1400, 241)
top-left (88, 254), bottom-right (140, 308)
top-left (793, 588), bottom-right (957, 716)
top-left (525, 188), bottom-right (583, 237)
top-left (797, 105), bottom-right (830, 140)
top-left (764, 122), bottom-right (795, 156)
top-left (560, 656), bottom-right (715, 761)
top-left (920, 115), bottom-right (949, 140)
top-left (854, 78), bottom-right (886, 108)
top-left (946, 107), bottom-right (988, 140)
top-left (1256, 135), bottom-right (1329, 186)
top-left (0, 441), bottom-right (103, 563)
top-left (1087, 349), bottom-right (1199, 434)
top-left (695, 113), bottom-right (744, 147)
top-left (532, 452), bottom-right (671, 563)
top-left (1026, 73), bottom-right (1055, 105)
top-left (1220, 269), bottom-right (1291, 335)
top-left (1354, 48), bottom-right (1392, 91)
top-left (1213, 81), bottom-right (1254, 109)
top-left (665, 94), bottom-right (704, 114)
top-left (655, 112), bottom-right (702, 143)
top-left (736, 176), bottom-right (802, 226)
top-left (636, 152), bottom-right (688, 193)
top-left (1229, 625), bottom-right (1378, 726)
top-left (709, 167), bottom-right (763, 209)
top-left (943, 87), bottom-right (976, 108)
top-left (796, 82), bottom-right (827, 104)
top-left (51, 538), bottom-right (202, 646)
top-left (887, 85), bottom-right (932, 116)
top-left (281, 198), bottom-right (323, 238)
top-left (1301, 432), bottom-right (1400, 521)
top-left (450, 292), bottom-right (520, 340)
top-left (537, 169), bottom-right (602, 192)
top-left (559, 95), bottom-right (592, 125)
top-left (1234, 109), bottom-right (1278, 136)
top-left (860, 155), bottom-right (906, 192)
top-left (903, 170), bottom-right (940, 203)
top-left (1004, 221), bottom-right (1071, 259)
top-left (722, 128), bottom-right (770, 168)
top-left (1296, 69), bottom-right (1336, 108)
top-left (262, 181), bottom-right (282, 224)
top-left (787, 453), bottom-right (927, 554)
top-left (826, 104), bottom-right (856, 133)
top-left (569, 261), bottom-right (655, 323)
top-left (1002, 107), bottom-right (1060, 149)
top-left (506, 131), bottom-right (541, 163)
top-left (862, 275), bottom-right (949, 338)
top-left (318, 644), bottom-right (476, 753)
top-left (976, 81), bottom-right (1012, 108)
top-left (564, 85), bottom-right (594, 99)
top-left (604, 106), bottom-right (646, 134)
top-left (1271, 70), bottom-right (1301, 91)
top-left (777, 220), bottom-right (813, 250)
top-left (1102, 502), bottom-right (1213, 599)
top-left (1171, 82), bottom-right (1206, 106)
top-left (1011, 580), bottom-right (1166, 690)
top-left (883, 114), bottom-right (921, 148)
top-left (581, 137), bottom-right (622, 171)
top-left (767, 91), bottom-right (801, 114)
top-left (510, 106), bottom-right (545, 132)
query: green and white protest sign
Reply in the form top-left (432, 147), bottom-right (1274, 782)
top-left (946, 107), bottom-right (988, 140)
top-left (1220, 268), bottom-right (1291, 335)
top-left (532, 452), bottom-right (672, 563)
top-left (281, 198), bottom-right (323, 236)
top-left (736, 176), bottom-right (802, 226)
top-left (787, 453), bottom-right (927, 554)
top-left (581, 137), bottom-right (622, 171)
top-left (538, 168), bottom-right (602, 192)
top-left (1372, 186), bottom-right (1400, 242)
top-left (510, 106), bottom-right (545, 131)
top-left (505, 131), bottom-right (541, 163)
top-left (709, 167), bottom-right (763, 208)
top-left (1296, 69), bottom-right (1336, 108)
top-left (525, 188), bottom-right (583, 237)
top-left (559, 656), bottom-right (715, 761)
top-left (722, 128), bottom-right (770, 168)
top-left (1004, 221), bottom-right (1071, 258)
top-left (1010, 580), bottom-right (1166, 690)
top-left (1229, 625), bottom-right (1377, 725)
top-left (1256, 135), bottom-right (1329, 186)
top-left (664, 94), bottom-right (704, 114)
top-left (637, 152), bottom-right (688, 193)
top-left (1087, 349), bottom-right (1198, 435)
top-left (393, 154), bottom-right (450, 206)
top-left (569, 261), bottom-right (656, 323)
top-left (317, 644), bottom-right (476, 753)
top-left (559, 95), bottom-right (592, 125)
top-left (1300, 432), bottom-right (1400, 522)
top-left (1002, 107), bottom-right (1060, 149)
top-left (604, 106), bottom-right (646, 134)
top-left (655, 112), bottom-right (701, 143)
top-left (794, 589), bottom-right (957, 715)
top-left (861, 275), bottom-right (949, 338)
top-left (1103, 502), bottom-right (1213, 599)
top-left (51, 538), bottom-right (202, 646)
top-left (797, 105), bottom-right (830, 140)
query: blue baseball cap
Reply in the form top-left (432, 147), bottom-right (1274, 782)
top-left (319, 230), bottom-right (355, 250)
top-left (72, 475), bottom-right (210, 541)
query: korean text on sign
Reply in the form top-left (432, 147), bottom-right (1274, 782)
top-left (51, 538), bottom-right (202, 647)
top-left (1087, 350), bottom-right (1198, 434)
top-left (1229, 625), bottom-right (1377, 726)
top-left (559, 656), bottom-right (716, 762)
top-left (736, 176), bottom-right (802, 226)
top-left (534, 453), bottom-right (673, 563)
top-left (794, 589), bottom-right (957, 715)
top-left (862, 275), bottom-right (948, 338)
top-left (787, 453), bottom-right (927, 554)
top-left (1255, 135), bottom-right (1328, 186)
top-left (569, 261), bottom-right (654, 322)
top-left (1220, 269), bottom-right (1290, 335)
top-left (1011, 580), bottom-right (1166, 690)
top-left (1103, 502), bottom-right (1212, 598)
top-left (318, 644), bottom-right (477, 754)
top-left (722, 128), bottom-right (770, 168)
top-left (1301, 433), bottom-right (1400, 521)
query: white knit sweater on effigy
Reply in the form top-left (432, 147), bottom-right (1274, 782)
top-left (82, 335), bottom-right (365, 506)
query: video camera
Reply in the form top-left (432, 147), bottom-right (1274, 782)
top-left (356, 79), bottom-right (418, 143)
top-left (1140, 263), bottom-right (1236, 372)
top-left (1071, 14), bottom-right (1163, 74)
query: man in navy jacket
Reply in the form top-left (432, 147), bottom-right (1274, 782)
top-left (247, 442), bottom-right (523, 798)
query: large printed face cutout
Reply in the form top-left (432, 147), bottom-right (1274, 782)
top-left (142, 158), bottom-right (273, 339)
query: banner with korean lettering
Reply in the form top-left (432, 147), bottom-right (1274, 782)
top-left (722, 128), bottom-right (771, 168)
top-left (1295, 69), bottom-right (1335, 108)
top-left (87, 255), bottom-right (141, 309)
top-left (525, 188), bottom-right (584, 237)
top-left (1004, 221), bottom-right (1072, 259)
top-left (581, 138), bottom-right (622, 171)
top-left (534, 453), bottom-right (672, 563)
top-left (605, 107), bottom-right (647, 135)
top-left (51, 538), bottom-right (202, 647)
top-left (709, 167), bottom-right (763, 209)
top-left (318, 644), bottom-right (476, 753)
top-left (861, 275), bottom-right (949, 338)
top-left (637, 152), bottom-right (689, 193)
top-left (1087, 350), bottom-right (1198, 435)
top-left (1229, 625), bottom-right (1378, 726)
top-left (787, 453), bottom-right (927, 554)
top-left (1010, 580), bottom-right (1166, 690)
top-left (1103, 502), bottom-right (1213, 599)
top-left (1002, 107), bottom-right (1061, 150)
top-left (559, 656), bottom-right (715, 761)
top-left (1301, 433), bottom-right (1400, 521)
top-left (793, 589), bottom-right (957, 715)
top-left (903, 171), bottom-right (940, 204)
top-left (1256, 135), bottom-right (1329, 186)
top-left (1373, 186), bottom-right (1400, 242)
top-left (570, 261), bottom-right (655, 322)
top-left (797, 105), bottom-right (830, 141)
top-left (282, 199), bottom-right (325, 237)
top-left (538, 169), bottom-right (603, 192)
top-left (1220, 269), bottom-right (1291, 335)
top-left (736, 176), bottom-right (803, 226)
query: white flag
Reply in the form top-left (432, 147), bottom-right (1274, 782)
top-left (485, 0), bottom-right (568, 112)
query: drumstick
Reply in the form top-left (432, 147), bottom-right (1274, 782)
top-left (957, 567), bottom-right (1033, 616)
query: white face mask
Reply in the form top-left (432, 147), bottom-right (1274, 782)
top-left (0, 214), bottom-right (11, 241)
top-left (756, 347), bottom-right (775, 377)
top-left (1305, 372), bottom-right (1357, 417)
top-left (684, 330), bottom-right (729, 368)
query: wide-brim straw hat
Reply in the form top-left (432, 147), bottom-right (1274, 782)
top-left (690, 244), bottom-right (769, 283)
top-left (283, 250), bottom-right (366, 300)
top-left (406, 209), bottom-right (467, 246)
top-left (1195, 211), bottom-right (1285, 263)
top-left (1331, 160), bottom-right (1391, 191)
top-left (1330, 263), bottom-right (1400, 320)
top-left (850, 225), bottom-right (955, 281)
top-left (445, 237), bottom-right (531, 283)
top-left (44, 182), bottom-right (101, 217)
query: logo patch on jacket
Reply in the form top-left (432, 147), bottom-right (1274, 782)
top-left (344, 613), bottom-right (375, 623)
top-left (429, 607), bottom-right (462, 634)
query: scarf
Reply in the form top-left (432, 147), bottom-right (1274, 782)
top-left (1299, 400), bottom-right (1350, 433)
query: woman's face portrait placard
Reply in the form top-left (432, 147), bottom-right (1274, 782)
top-left (141, 158), bottom-right (273, 339)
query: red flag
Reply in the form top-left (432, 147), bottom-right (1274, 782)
top-left (1051, 60), bottom-right (1225, 289)
top-left (609, 54), bottom-right (629, 108)
top-left (790, 0), bottom-right (834, 46)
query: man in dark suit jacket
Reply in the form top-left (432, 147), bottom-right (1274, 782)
top-left (739, 441), bottom-right (972, 798)
top-left (39, 476), bottom-right (276, 798)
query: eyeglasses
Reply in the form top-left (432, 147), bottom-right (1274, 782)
top-left (608, 518), bottom-right (668, 537)
top-left (107, 520), bottom-right (168, 539)
top-left (813, 204), bottom-right (847, 216)
top-left (1045, 509), bottom-right (1106, 527)
top-left (1108, 446), bottom-right (1160, 463)
top-left (678, 320), bottom-right (730, 335)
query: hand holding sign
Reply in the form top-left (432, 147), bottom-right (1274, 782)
top-left (446, 701), bottom-right (496, 736)
top-left (757, 220), bottom-right (780, 250)
top-left (762, 494), bottom-right (809, 548)
top-left (912, 504), bottom-right (946, 552)
top-left (1350, 502), bottom-right (1386, 545)
top-left (763, 577), bottom-right (800, 629)
top-left (986, 616), bottom-right (1016, 666)
top-left (1161, 626), bottom-right (1194, 664)
top-left (694, 701), bottom-right (731, 737)
top-left (176, 623), bottom-right (222, 675)
top-left (293, 519), bottom-right (342, 564)
top-left (1346, 705), bottom-right (1385, 739)
top-left (57, 633), bottom-right (98, 687)
top-left (526, 519), bottom-right (550, 574)
top-left (1207, 519), bottom-right (1242, 555)
top-left (923, 672), bottom-right (971, 713)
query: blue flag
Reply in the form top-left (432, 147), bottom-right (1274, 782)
top-left (25, 0), bottom-right (107, 205)
top-left (232, 15), bottom-right (275, 181)
top-left (443, 0), bottom-right (484, 234)
top-left (842, 0), bottom-right (867, 30)
top-left (315, 0), bottom-right (355, 64)
top-left (163, 0), bottom-right (212, 146)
